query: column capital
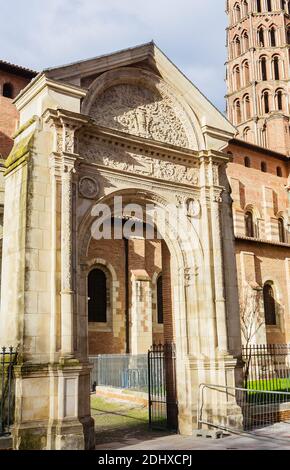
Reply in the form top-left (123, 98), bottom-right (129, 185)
top-left (43, 108), bottom-right (89, 155)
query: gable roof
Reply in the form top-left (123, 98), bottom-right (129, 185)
top-left (44, 41), bottom-right (235, 138)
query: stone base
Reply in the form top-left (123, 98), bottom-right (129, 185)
top-left (14, 416), bottom-right (95, 450)
top-left (0, 436), bottom-right (13, 450)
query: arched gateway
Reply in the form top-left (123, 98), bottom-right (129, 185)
top-left (0, 43), bottom-right (243, 449)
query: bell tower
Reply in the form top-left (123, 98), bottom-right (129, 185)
top-left (226, 0), bottom-right (290, 155)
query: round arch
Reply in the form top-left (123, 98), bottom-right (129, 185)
top-left (81, 66), bottom-right (204, 151)
top-left (77, 187), bottom-right (207, 432)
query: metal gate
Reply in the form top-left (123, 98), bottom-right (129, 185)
top-left (148, 343), bottom-right (178, 431)
top-left (1, 347), bottom-right (17, 436)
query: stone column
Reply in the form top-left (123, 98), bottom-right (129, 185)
top-left (198, 155), bottom-right (218, 355)
top-left (209, 186), bottom-right (228, 352)
top-left (130, 270), bottom-right (152, 354)
top-left (189, 152), bottom-right (243, 432)
top-left (60, 158), bottom-right (75, 358)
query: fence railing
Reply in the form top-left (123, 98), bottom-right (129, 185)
top-left (242, 344), bottom-right (290, 392)
top-left (0, 347), bottom-right (17, 437)
top-left (198, 383), bottom-right (290, 434)
top-left (89, 354), bottom-right (148, 392)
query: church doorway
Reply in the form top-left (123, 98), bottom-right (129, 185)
top-left (81, 207), bottom-right (180, 437)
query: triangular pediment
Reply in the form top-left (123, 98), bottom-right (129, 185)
top-left (44, 42), bottom-right (235, 151)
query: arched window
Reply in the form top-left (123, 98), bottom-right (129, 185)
top-left (88, 268), bottom-right (107, 323)
top-left (261, 161), bottom-right (267, 172)
top-left (258, 27), bottom-right (265, 47)
top-left (276, 89), bottom-right (283, 110)
top-left (234, 66), bottom-right (241, 90)
top-left (235, 37), bottom-right (241, 56)
top-left (234, 99), bottom-right (242, 124)
top-left (242, 32), bottom-right (249, 51)
top-left (262, 90), bottom-right (270, 113)
top-left (2, 83), bottom-right (13, 99)
top-left (257, 0), bottom-right (262, 11)
top-left (276, 166), bottom-right (283, 177)
top-left (287, 28), bottom-right (290, 45)
top-left (263, 283), bottom-right (276, 326)
top-left (267, 0), bottom-right (272, 11)
top-left (270, 27), bottom-right (276, 47)
top-left (273, 56), bottom-right (280, 80)
top-left (281, 0), bottom-right (286, 9)
top-left (157, 275), bottom-right (164, 324)
top-left (244, 156), bottom-right (251, 167)
top-left (235, 3), bottom-right (241, 22)
top-left (278, 218), bottom-right (286, 242)
top-left (245, 211), bottom-right (255, 237)
top-left (261, 56), bottom-right (267, 80)
top-left (243, 94), bottom-right (251, 120)
top-left (243, 128), bottom-right (251, 142)
top-left (243, 0), bottom-right (249, 15)
top-left (242, 60), bottom-right (250, 85)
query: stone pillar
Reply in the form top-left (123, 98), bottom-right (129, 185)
top-left (161, 241), bottom-right (174, 343)
top-left (130, 270), bottom-right (152, 354)
top-left (60, 158), bottom-right (75, 357)
top-left (190, 152), bottom-right (243, 432)
top-left (262, 186), bottom-right (276, 241)
top-left (0, 109), bottom-right (95, 450)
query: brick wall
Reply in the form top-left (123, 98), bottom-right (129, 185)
top-left (0, 70), bottom-right (31, 158)
top-left (87, 236), bottom-right (169, 355)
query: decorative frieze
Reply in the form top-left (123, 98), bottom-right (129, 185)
top-left (79, 138), bottom-right (199, 186)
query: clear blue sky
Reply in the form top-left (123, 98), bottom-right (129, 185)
top-left (1, 0), bottom-right (227, 112)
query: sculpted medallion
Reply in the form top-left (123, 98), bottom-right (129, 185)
top-left (79, 176), bottom-right (100, 199)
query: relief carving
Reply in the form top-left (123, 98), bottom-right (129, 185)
top-left (90, 83), bottom-right (196, 149)
top-left (79, 138), bottom-right (199, 186)
top-left (79, 176), bottom-right (100, 199)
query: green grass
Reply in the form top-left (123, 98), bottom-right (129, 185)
top-left (91, 396), bottom-right (149, 432)
top-left (247, 378), bottom-right (290, 393)
top-left (244, 378), bottom-right (290, 404)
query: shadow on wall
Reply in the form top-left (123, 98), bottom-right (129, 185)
top-left (0, 131), bottom-right (13, 158)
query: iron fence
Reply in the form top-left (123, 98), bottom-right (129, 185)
top-left (148, 343), bottom-right (178, 431)
top-left (242, 344), bottom-right (290, 392)
top-left (0, 347), bottom-right (17, 437)
top-left (198, 384), bottom-right (290, 434)
top-left (89, 354), bottom-right (148, 392)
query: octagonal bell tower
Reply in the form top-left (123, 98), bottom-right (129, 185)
top-left (226, 0), bottom-right (290, 155)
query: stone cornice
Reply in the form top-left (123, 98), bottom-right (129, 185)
top-left (235, 235), bottom-right (290, 248)
top-left (43, 108), bottom-right (90, 128)
top-left (14, 74), bottom-right (87, 112)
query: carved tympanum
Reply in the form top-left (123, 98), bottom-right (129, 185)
top-left (90, 83), bottom-right (193, 148)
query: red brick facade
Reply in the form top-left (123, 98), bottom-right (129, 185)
top-left (0, 63), bottom-right (36, 158)
top-left (227, 139), bottom-right (290, 344)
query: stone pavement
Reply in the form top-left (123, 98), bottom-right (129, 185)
top-left (95, 423), bottom-right (290, 451)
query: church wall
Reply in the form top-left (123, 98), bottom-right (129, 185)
top-left (0, 70), bottom-right (32, 158)
top-left (226, 140), bottom-right (290, 345)
top-left (227, 141), bottom-right (289, 242)
top-left (235, 241), bottom-right (290, 344)
top-left (87, 237), bottom-right (164, 355)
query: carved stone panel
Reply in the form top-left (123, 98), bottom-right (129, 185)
top-left (79, 138), bottom-right (199, 186)
top-left (90, 83), bottom-right (196, 149)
